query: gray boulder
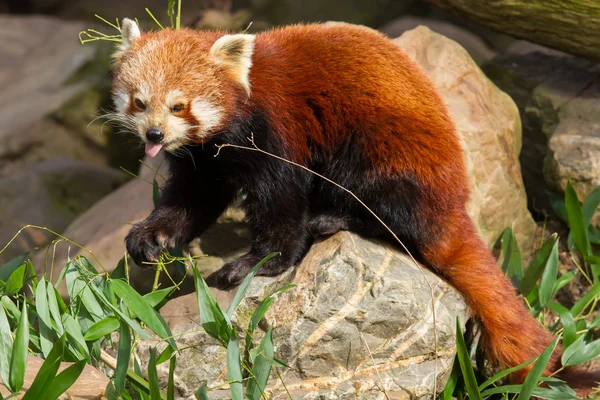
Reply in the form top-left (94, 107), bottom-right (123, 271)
top-left (135, 232), bottom-right (469, 399)
top-left (483, 53), bottom-right (600, 222)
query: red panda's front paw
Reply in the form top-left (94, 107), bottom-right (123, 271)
top-left (125, 221), bottom-right (175, 267)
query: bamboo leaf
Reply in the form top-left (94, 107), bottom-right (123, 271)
top-left (9, 301), bottom-right (29, 392)
top-left (0, 303), bottom-right (14, 389)
top-left (21, 335), bottom-right (66, 400)
top-left (517, 336), bottom-right (560, 400)
top-left (547, 302), bottom-right (576, 348)
top-left (521, 235), bottom-right (557, 297)
top-left (227, 253), bottom-right (279, 318)
top-left (0, 252), bottom-right (29, 282)
top-left (148, 349), bottom-right (162, 400)
top-left (246, 328), bottom-right (274, 400)
top-left (582, 186), bottom-right (600, 227)
top-left (538, 240), bottom-right (559, 307)
top-left (42, 359), bottom-right (86, 400)
top-left (226, 334), bottom-right (243, 400)
top-left (35, 279), bottom-right (54, 358)
top-left (565, 181), bottom-right (590, 257)
top-left (455, 317), bottom-right (482, 400)
top-left (115, 321), bottom-right (131, 395)
top-left (111, 280), bottom-right (176, 349)
top-left (83, 317), bottom-right (120, 341)
top-left (193, 265), bottom-right (228, 342)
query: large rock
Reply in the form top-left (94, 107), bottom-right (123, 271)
top-left (0, 16), bottom-right (94, 139)
top-left (394, 26), bottom-right (536, 252)
top-left (0, 119), bottom-right (108, 180)
top-left (380, 17), bottom-right (497, 64)
top-left (134, 232), bottom-right (469, 399)
top-left (0, 159), bottom-right (127, 264)
top-left (483, 53), bottom-right (600, 221)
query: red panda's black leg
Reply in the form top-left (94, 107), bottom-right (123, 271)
top-left (206, 171), bottom-right (312, 289)
top-left (126, 154), bottom-right (236, 267)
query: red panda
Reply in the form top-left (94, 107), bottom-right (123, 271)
top-left (112, 19), bottom-right (599, 395)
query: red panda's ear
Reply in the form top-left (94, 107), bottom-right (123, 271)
top-left (210, 34), bottom-right (255, 96)
top-left (113, 18), bottom-right (141, 63)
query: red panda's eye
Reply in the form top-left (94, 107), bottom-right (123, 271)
top-left (134, 98), bottom-right (146, 110)
top-left (171, 103), bottom-right (184, 113)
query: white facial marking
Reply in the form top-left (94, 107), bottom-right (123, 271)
top-left (166, 114), bottom-right (190, 142)
top-left (166, 89), bottom-right (184, 108)
top-left (113, 89), bottom-right (129, 113)
top-left (133, 83), bottom-right (152, 109)
top-left (191, 98), bottom-right (223, 134)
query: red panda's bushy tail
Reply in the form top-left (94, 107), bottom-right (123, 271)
top-left (421, 210), bottom-right (599, 397)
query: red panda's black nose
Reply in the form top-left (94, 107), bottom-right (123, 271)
top-left (146, 128), bottom-right (164, 143)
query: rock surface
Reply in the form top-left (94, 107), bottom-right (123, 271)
top-left (135, 232), bottom-right (469, 399)
top-left (0, 356), bottom-right (109, 399)
top-left (483, 53), bottom-right (600, 221)
top-left (380, 17), bottom-right (497, 64)
top-left (394, 26), bottom-right (536, 252)
top-left (0, 159), bottom-right (127, 265)
top-left (0, 15), bottom-right (94, 139)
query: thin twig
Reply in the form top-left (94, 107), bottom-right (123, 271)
top-left (215, 135), bottom-right (440, 395)
top-left (360, 332), bottom-right (390, 400)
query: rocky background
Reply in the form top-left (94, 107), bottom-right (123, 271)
top-left (1, 0), bottom-right (599, 399)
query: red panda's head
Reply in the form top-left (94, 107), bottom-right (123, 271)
top-left (111, 19), bottom-right (255, 158)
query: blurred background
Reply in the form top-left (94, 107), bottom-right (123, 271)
top-left (0, 0), bottom-right (598, 292)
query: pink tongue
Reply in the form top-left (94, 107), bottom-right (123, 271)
top-left (145, 143), bottom-right (163, 158)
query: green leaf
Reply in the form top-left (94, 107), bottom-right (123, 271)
top-left (65, 261), bottom-right (105, 322)
top-left (111, 258), bottom-right (127, 281)
top-left (83, 317), bottom-right (120, 341)
top-left (156, 345), bottom-right (175, 365)
top-left (500, 228), bottom-right (522, 289)
top-left (5, 264), bottom-right (27, 296)
top-left (9, 301), bottom-right (29, 392)
top-left (152, 180), bottom-right (160, 208)
top-left (565, 181), bottom-right (590, 257)
top-left (0, 252), bottom-right (29, 282)
top-left (478, 357), bottom-right (535, 391)
top-left (193, 265), bottom-right (229, 342)
top-left (35, 279), bottom-right (54, 358)
top-left (0, 303), bottom-right (14, 389)
top-left (148, 349), bottom-right (162, 400)
top-left (521, 235), bottom-right (557, 297)
top-left (538, 239), bottom-right (559, 307)
top-left (42, 359), bottom-right (86, 400)
top-left (111, 279), bottom-right (176, 349)
top-left (115, 321), bottom-right (131, 395)
top-left (194, 383), bottom-right (209, 400)
top-left (246, 328), bottom-right (274, 400)
top-left (561, 335), bottom-right (600, 366)
top-left (143, 287), bottom-right (175, 309)
top-left (547, 303), bottom-right (576, 348)
top-left (22, 335), bottom-right (66, 400)
top-left (90, 284), bottom-right (153, 340)
top-left (46, 283), bottom-right (65, 335)
top-left (517, 336), bottom-right (560, 400)
top-left (167, 355), bottom-right (176, 400)
top-left (249, 285), bottom-right (295, 333)
top-left (548, 191), bottom-right (568, 223)
top-left (455, 317), bottom-right (482, 400)
top-left (570, 284), bottom-right (600, 317)
top-left (441, 358), bottom-right (460, 400)
top-left (227, 253), bottom-right (279, 318)
top-left (582, 186), bottom-right (600, 227)
top-left (61, 314), bottom-right (89, 360)
top-left (226, 334), bottom-right (243, 400)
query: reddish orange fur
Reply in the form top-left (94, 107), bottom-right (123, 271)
top-left (115, 23), bottom-right (599, 396)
